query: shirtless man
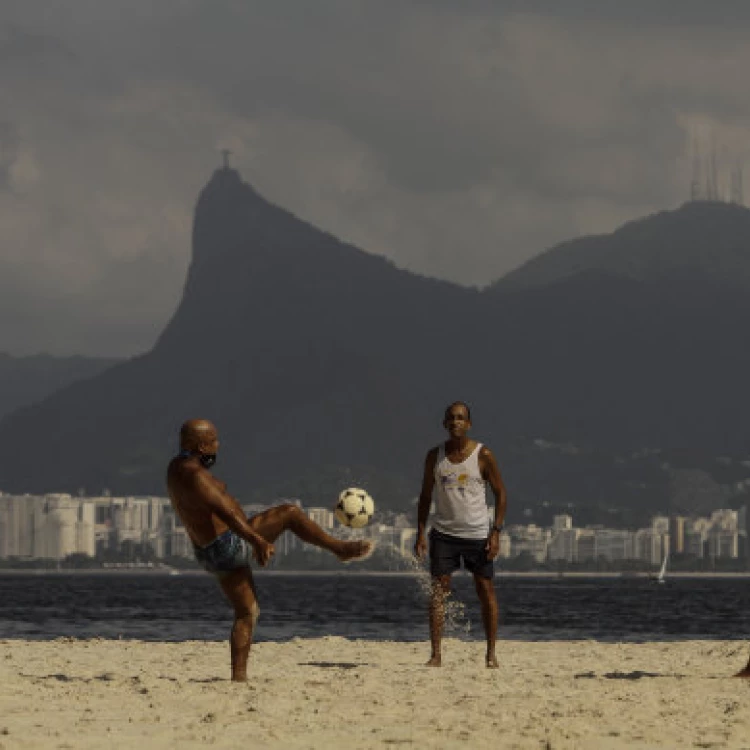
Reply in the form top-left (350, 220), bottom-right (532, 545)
top-left (166, 419), bottom-right (374, 682)
top-left (414, 401), bottom-right (507, 668)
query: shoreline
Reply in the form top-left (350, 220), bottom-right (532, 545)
top-left (1, 567), bottom-right (749, 578)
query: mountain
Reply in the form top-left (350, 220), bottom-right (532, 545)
top-left (0, 353), bottom-right (119, 421)
top-left (0, 168), bottom-right (477, 504)
top-left (494, 201), bottom-right (750, 291)
top-left (477, 201), bottom-right (750, 457)
top-left (1, 171), bottom-right (749, 524)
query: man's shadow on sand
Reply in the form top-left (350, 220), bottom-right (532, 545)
top-left (575, 670), bottom-right (688, 680)
top-left (297, 661), bottom-right (366, 669)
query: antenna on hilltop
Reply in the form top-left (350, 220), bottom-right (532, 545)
top-left (730, 163), bottom-right (744, 206)
top-left (221, 149), bottom-right (232, 169)
top-left (706, 138), bottom-right (720, 201)
top-left (690, 135), bottom-right (702, 201)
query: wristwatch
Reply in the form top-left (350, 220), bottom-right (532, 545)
top-left (491, 523), bottom-right (504, 533)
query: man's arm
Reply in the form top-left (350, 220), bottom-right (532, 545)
top-left (192, 471), bottom-right (274, 565)
top-left (414, 448), bottom-right (438, 559)
top-left (480, 446), bottom-right (507, 560)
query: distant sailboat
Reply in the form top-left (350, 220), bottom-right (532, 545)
top-left (656, 550), bottom-right (669, 584)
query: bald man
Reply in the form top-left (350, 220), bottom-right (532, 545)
top-left (166, 419), bottom-right (374, 682)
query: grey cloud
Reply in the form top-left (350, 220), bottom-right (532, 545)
top-left (0, 121), bottom-right (20, 189)
top-left (411, 0), bottom-right (750, 27)
top-left (0, 244), bottom-right (185, 356)
top-left (1, 1), bottom-right (750, 354)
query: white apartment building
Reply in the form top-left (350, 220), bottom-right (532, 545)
top-left (684, 518), bottom-right (710, 558)
top-left (497, 531), bottom-right (512, 559)
top-left (593, 529), bottom-right (634, 562)
top-left (0, 494), bottom-right (38, 557)
top-left (92, 496), bottom-right (172, 556)
top-left (0, 494), bottom-right (95, 560)
top-left (167, 527), bottom-right (194, 559)
top-left (37, 495), bottom-right (96, 559)
top-left (548, 528), bottom-right (577, 563)
top-left (708, 529), bottom-right (738, 558)
top-left (307, 507), bottom-right (335, 530)
top-left (634, 529), bottom-right (668, 565)
top-left (576, 530), bottom-right (596, 562)
top-left (552, 515), bottom-right (573, 532)
top-left (702, 509), bottom-right (738, 559)
top-left (507, 524), bottom-right (549, 563)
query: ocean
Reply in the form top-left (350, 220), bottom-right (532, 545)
top-left (0, 572), bottom-right (747, 643)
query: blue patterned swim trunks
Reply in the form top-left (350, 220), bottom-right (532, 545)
top-left (193, 530), bottom-right (252, 576)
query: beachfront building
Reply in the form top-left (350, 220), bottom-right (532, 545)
top-left (575, 530), bottom-right (596, 563)
top-left (552, 515), bottom-right (573, 531)
top-left (507, 524), bottom-right (550, 563)
top-left (497, 530), bottom-right (512, 559)
top-left (684, 518), bottom-right (710, 559)
top-left (0, 493), bottom-right (96, 560)
top-left (592, 529), bottom-right (634, 562)
top-left (708, 529), bottom-right (739, 559)
top-left (669, 516), bottom-right (687, 554)
top-left (633, 528), bottom-right (668, 565)
top-left (92, 496), bottom-right (172, 557)
top-left (547, 527), bottom-right (577, 563)
top-left (0, 494), bottom-right (38, 558)
top-left (166, 526), bottom-right (194, 559)
top-left (37, 495), bottom-right (96, 560)
top-left (705, 509), bottom-right (739, 559)
top-left (307, 507), bottom-right (335, 530)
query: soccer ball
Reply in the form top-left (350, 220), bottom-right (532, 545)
top-left (334, 487), bottom-right (375, 529)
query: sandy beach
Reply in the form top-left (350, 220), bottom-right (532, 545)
top-left (0, 638), bottom-right (748, 749)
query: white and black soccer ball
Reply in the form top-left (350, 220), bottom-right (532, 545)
top-left (334, 487), bottom-right (375, 529)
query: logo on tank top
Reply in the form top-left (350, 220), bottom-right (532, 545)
top-left (440, 470), bottom-right (470, 496)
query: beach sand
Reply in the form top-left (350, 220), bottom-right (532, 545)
top-left (0, 638), bottom-right (748, 749)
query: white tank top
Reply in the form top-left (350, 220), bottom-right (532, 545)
top-left (433, 442), bottom-right (489, 540)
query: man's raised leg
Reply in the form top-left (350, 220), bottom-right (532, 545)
top-left (474, 574), bottom-right (499, 668)
top-left (249, 503), bottom-right (373, 561)
top-left (428, 575), bottom-right (451, 667)
top-left (219, 568), bottom-right (260, 682)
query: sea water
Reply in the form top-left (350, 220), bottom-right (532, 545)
top-left (0, 571), bottom-right (747, 643)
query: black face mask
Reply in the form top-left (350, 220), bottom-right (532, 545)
top-left (179, 450), bottom-right (217, 469)
top-left (199, 453), bottom-right (217, 469)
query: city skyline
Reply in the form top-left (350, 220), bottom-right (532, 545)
top-left (1, 491), bottom-right (746, 570)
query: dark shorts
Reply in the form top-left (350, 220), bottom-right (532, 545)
top-left (193, 530), bottom-right (252, 577)
top-left (429, 529), bottom-right (494, 579)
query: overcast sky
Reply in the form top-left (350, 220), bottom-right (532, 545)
top-left (2, 1), bottom-right (750, 356)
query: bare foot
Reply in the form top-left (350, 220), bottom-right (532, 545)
top-left (426, 655), bottom-right (442, 667)
top-left (486, 655), bottom-right (499, 669)
top-left (337, 540), bottom-right (376, 563)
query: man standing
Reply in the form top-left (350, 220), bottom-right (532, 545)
top-left (166, 419), bottom-right (374, 682)
top-left (414, 402), bottom-right (507, 668)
